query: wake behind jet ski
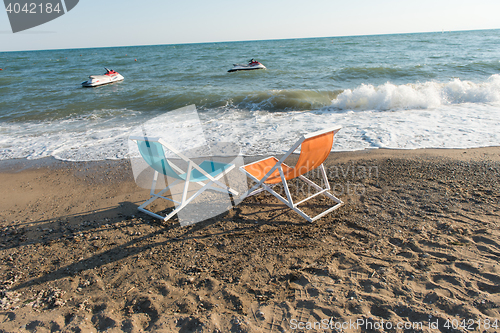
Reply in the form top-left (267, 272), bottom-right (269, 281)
top-left (82, 68), bottom-right (124, 87)
top-left (228, 59), bottom-right (266, 72)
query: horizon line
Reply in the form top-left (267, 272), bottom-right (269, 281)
top-left (1, 27), bottom-right (499, 53)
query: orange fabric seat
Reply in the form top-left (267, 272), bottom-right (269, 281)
top-left (239, 127), bottom-right (343, 222)
top-left (243, 132), bottom-right (334, 184)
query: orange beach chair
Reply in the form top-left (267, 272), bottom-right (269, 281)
top-left (240, 127), bottom-right (343, 222)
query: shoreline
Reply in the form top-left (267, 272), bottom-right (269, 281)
top-left (0, 147), bottom-right (499, 332)
top-left (1, 145), bottom-right (499, 172)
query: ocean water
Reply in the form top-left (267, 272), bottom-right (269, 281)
top-left (1, 29), bottom-right (500, 161)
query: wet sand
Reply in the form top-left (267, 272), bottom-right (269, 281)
top-left (0, 147), bottom-right (499, 332)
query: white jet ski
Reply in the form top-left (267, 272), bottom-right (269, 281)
top-left (228, 59), bottom-right (266, 72)
top-left (82, 68), bottom-right (124, 87)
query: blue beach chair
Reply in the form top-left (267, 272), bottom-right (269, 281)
top-left (129, 136), bottom-right (238, 222)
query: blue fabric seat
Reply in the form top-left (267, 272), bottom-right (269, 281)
top-left (188, 160), bottom-right (233, 182)
top-left (137, 140), bottom-right (232, 182)
top-left (130, 133), bottom-right (238, 225)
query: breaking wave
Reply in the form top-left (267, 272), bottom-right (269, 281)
top-left (330, 74), bottom-right (500, 111)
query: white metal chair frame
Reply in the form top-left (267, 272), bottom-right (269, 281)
top-left (239, 127), bottom-right (343, 222)
top-left (130, 136), bottom-right (238, 222)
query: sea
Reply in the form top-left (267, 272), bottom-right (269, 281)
top-left (1, 29), bottom-right (500, 161)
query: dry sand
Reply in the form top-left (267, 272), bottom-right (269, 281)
top-left (0, 147), bottom-right (499, 332)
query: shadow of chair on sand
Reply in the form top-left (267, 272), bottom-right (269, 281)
top-left (9, 195), bottom-right (313, 292)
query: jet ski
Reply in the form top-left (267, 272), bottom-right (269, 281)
top-left (81, 68), bottom-right (124, 87)
top-left (228, 59), bottom-right (266, 72)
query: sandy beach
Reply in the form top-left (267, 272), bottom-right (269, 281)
top-left (0, 147), bottom-right (499, 332)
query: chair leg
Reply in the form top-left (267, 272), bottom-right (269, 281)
top-left (138, 175), bottom-right (188, 222)
top-left (138, 206), bottom-right (168, 220)
top-left (242, 163), bottom-right (343, 222)
top-left (210, 175), bottom-right (239, 195)
top-left (279, 166), bottom-right (294, 205)
top-left (191, 170), bottom-right (239, 196)
top-left (164, 205), bottom-right (184, 221)
top-left (140, 177), bottom-right (237, 223)
top-left (138, 161), bottom-right (240, 222)
top-left (291, 170), bottom-right (343, 221)
top-left (241, 181), bottom-right (265, 199)
top-left (248, 184), bottom-right (277, 196)
top-left (181, 162), bottom-right (193, 204)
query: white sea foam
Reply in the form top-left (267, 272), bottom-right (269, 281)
top-left (1, 77), bottom-right (500, 162)
top-left (0, 109), bottom-right (142, 161)
top-left (331, 75), bottom-right (500, 111)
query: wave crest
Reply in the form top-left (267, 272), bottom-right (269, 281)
top-left (331, 74), bottom-right (500, 111)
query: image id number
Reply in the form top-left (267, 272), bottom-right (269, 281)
top-left (444, 318), bottom-right (498, 330)
top-left (5, 2), bottom-right (62, 14)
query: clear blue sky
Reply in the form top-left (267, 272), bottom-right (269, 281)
top-left (1, 0), bottom-right (500, 52)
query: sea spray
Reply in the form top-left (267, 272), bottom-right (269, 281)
top-left (331, 75), bottom-right (500, 111)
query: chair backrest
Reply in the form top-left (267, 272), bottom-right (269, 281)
top-left (136, 139), bottom-right (184, 180)
top-left (285, 131), bottom-right (334, 180)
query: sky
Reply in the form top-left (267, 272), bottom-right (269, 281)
top-left (1, 0), bottom-right (500, 52)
